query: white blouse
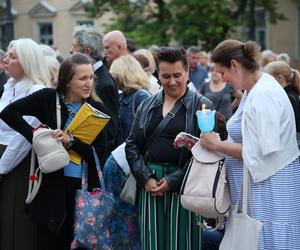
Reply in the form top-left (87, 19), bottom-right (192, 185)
top-left (0, 77), bottom-right (45, 174)
top-left (242, 73), bottom-right (300, 182)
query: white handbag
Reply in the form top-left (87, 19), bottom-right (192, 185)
top-left (180, 141), bottom-right (230, 218)
top-left (219, 166), bottom-right (263, 250)
top-left (26, 93), bottom-right (70, 204)
top-left (119, 173), bottom-right (137, 205)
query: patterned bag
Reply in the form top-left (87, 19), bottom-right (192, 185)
top-left (71, 147), bottom-right (114, 250)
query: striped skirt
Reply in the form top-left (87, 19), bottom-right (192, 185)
top-left (138, 162), bottom-right (202, 250)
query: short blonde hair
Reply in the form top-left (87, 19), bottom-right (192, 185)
top-left (110, 54), bottom-right (150, 93)
top-left (133, 49), bottom-right (157, 74)
top-left (45, 55), bottom-right (60, 87)
top-left (264, 61), bottom-right (300, 95)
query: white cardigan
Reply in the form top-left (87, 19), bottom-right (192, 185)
top-left (242, 73), bottom-right (299, 182)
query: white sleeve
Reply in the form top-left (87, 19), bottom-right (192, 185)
top-left (253, 92), bottom-right (282, 155)
top-left (0, 116), bottom-right (40, 174)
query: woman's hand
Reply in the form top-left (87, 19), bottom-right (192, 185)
top-left (151, 178), bottom-right (169, 197)
top-left (52, 129), bottom-right (70, 145)
top-left (200, 132), bottom-right (219, 151)
top-left (144, 177), bottom-right (158, 192)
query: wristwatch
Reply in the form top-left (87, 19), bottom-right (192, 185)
top-left (65, 132), bottom-right (75, 151)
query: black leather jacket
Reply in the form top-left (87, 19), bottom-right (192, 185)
top-left (125, 88), bottom-right (214, 192)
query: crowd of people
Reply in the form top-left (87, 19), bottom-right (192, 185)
top-left (0, 26), bottom-right (299, 250)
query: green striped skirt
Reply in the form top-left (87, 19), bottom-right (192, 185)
top-left (137, 162), bottom-right (202, 250)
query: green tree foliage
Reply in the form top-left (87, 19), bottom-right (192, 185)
top-left (84, 0), bottom-right (285, 50)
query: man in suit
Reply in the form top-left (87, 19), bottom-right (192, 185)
top-left (70, 27), bottom-right (119, 153)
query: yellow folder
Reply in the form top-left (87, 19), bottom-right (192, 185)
top-left (65, 102), bottom-right (110, 164)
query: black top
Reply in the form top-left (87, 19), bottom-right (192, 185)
top-left (125, 88), bottom-right (215, 191)
top-left (0, 87), bottom-right (108, 233)
top-left (146, 104), bottom-right (186, 164)
top-left (285, 85), bottom-right (300, 132)
top-left (201, 83), bottom-right (235, 120)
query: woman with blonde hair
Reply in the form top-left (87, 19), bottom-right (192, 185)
top-left (110, 54), bottom-right (151, 144)
top-left (102, 54), bottom-right (151, 249)
top-left (0, 38), bottom-right (50, 250)
top-left (40, 44), bottom-right (61, 87)
top-left (264, 61), bottom-right (300, 144)
top-left (133, 48), bottom-right (161, 94)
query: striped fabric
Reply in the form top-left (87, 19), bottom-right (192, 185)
top-left (138, 162), bottom-right (202, 250)
top-left (226, 93), bottom-right (300, 250)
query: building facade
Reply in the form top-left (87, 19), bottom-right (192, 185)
top-left (0, 0), bottom-right (300, 65)
top-left (0, 0), bottom-right (112, 57)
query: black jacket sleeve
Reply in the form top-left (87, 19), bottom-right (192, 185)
top-left (0, 88), bottom-right (53, 143)
top-left (125, 103), bottom-right (153, 187)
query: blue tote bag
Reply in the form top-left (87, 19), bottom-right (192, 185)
top-left (71, 147), bottom-right (114, 250)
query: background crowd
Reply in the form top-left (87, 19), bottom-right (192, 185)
top-left (0, 25), bottom-right (299, 250)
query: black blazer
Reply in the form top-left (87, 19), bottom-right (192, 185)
top-left (94, 65), bottom-right (119, 150)
top-left (0, 88), bottom-right (108, 233)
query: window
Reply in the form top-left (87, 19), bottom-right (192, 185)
top-left (38, 22), bottom-right (53, 45)
top-left (76, 20), bottom-right (94, 27)
top-left (0, 25), bottom-right (4, 49)
top-left (255, 9), bottom-right (266, 50)
top-left (241, 8), bottom-right (266, 50)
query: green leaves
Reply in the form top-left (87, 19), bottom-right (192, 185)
top-left (85, 0), bottom-right (285, 50)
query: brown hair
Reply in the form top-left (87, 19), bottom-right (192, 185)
top-left (264, 61), bottom-right (300, 95)
top-left (211, 40), bottom-right (260, 72)
top-left (56, 52), bottom-right (100, 101)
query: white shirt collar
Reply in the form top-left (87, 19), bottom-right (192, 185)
top-left (93, 60), bottom-right (103, 72)
top-left (4, 77), bottom-right (29, 95)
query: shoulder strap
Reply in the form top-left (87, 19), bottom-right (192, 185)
top-left (56, 92), bottom-right (61, 129)
top-left (26, 92), bottom-right (62, 204)
top-left (143, 100), bottom-right (183, 154)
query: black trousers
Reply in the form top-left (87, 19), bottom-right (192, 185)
top-left (36, 177), bottom-right (86, 250)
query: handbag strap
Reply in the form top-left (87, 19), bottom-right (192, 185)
top-left (81, 147), bottom-right (106, 192)
top-left (26, 92), bottom-right (62, 204)
top-left (242, 165), bottom-right (253, 215)
top-left (143, 100), bottom-right (183, 155)
top-left (56, 92), bottom-right (61, 129)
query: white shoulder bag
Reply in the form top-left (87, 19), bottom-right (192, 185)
top-left (26, 93), bottom-right (70, 204)
top-left (219, 166), bottom-right (263, 250)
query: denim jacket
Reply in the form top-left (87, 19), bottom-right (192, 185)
top-left (125, 88), bottom-right (214, 192)
top-left (118, 89), bottom-right (151, 145)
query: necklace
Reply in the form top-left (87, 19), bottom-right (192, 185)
top-left (61, 94), bottom-right (83, 119)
